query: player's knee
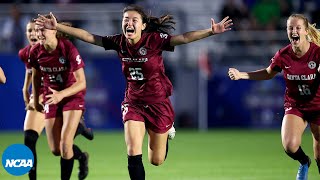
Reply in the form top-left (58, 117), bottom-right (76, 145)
top-left (51, 149), bottom-right (60, 156)
top-left (282, 139), bottom-right (300, 153)
top-left (149, 156), bottom-right (164, 166)
top-left (59, 141), bottom-right (72, 158)
top-left (127, 146), bottom-right (142, 156)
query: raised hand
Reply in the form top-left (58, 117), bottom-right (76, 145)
top-left (45, 87), bottom-right (64, 105)
top-left (228, 68), bottom-right (241, 80)
top-left (34, 101), bottom-right (43, 112)
top-left (36, 12), bottom-right (58, 30)
top-left (211, 16), bottom-right (233, 34)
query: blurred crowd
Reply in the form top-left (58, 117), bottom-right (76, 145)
top-left (0, 0), bottom-right (135, 3)
top-left (2, 0), bottom-right (320, 53)
top-left (220, 0), bottom-right (320, 31)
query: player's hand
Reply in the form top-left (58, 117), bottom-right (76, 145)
top-left (211, 16), bottom-right (233, 35)
top-left (228, 68), bottom-right (241, 80)
top-left (45, 87), bottom-right (63, 105)
top-left (26, 103), bottom-right (35, 111)
top-left (36, 12), bottom-right (58, 30)
top-left (34, 102), bottom-right (43, 112)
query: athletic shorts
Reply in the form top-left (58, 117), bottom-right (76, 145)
top-left (121, 98), bottom-right (175, 133)
top-left (284, 106), bottom-right (320, 125)
top-left (44, 97), bottom-right (85, 119)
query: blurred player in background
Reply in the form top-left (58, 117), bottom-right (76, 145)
top-left (19, 19), bottom-right (94, 180)
top-left (36, 5), bottom-right (232, 180)
top-left (0, 66), bottom-right (6, 84)
top-left (228, 14), bottom-right (320, 180)
top-left (18, 19), bottom-right (45, 180)
top-left (28, 15), bottom-right (91, 180)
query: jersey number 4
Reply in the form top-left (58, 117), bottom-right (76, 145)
top-left (49, 74), bottom-right (63, 83)
top-left (129, 67), bottom-right (144, 80)
top-left (298, 84), bottom-right (311, 95)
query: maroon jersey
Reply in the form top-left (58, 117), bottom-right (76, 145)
top-left (19, 45), bottom-right (33, 71)
top-left (29, 38), bottom-right (85, 101)
top-left (270, 42), bottom-right (320, 110)
top-left (102, 32), bottom-right (174, 104)
top-left (19, 44), bottom-right (44, 94)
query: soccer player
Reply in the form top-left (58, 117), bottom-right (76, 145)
top-left (228, 14), bottom-right (320, 180)
top-left (19, 19), bottom-right (94, 180)
top-left (36, 5), bottom-right (232, 180)
top-left (29, 15), bottom-right (90, 180)
top-left (19, 19), bottom-right (45, 180)
top-left (0, 66), bottom-right (6, 84)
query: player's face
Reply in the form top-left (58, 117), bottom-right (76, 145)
top-left (26, 22), bottom-right (38, 46)
top-left (35, 24), bottom-right (56, 45)
top-left (122, 10), bottom-right (146, 44)
top-left (287, 17), bottom-right (308, 47)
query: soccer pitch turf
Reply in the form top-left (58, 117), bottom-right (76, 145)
top-left (0, 129), bottom-right (318, 180)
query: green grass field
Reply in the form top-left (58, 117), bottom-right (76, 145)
top-left (0, 129), bottom-right (318, 180)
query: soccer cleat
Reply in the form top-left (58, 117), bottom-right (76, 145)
top-left (79, 116), bottom-right (94, 140)
top-left (168, 125), bottom-right (176, 140)
top-left (78, 152), bottom-right (89, 180)
top-left (296, 157), bottom-right (311, 180)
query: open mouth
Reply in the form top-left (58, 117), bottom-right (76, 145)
top-left (30, 38), bottom-right (37, 42)
top-left (291, 35), bottom-right (300, 43)
top-left (126, 28), bottom-right (134, 35)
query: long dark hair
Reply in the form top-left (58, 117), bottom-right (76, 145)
top-left (123, 5), bottom-right (176, 34)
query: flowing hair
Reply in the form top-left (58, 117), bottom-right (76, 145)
top-left (123, 5), bottom-right (176, 34)
top-left (289, 14), bottom-right (320, 47)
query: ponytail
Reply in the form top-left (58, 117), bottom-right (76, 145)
top-left (307, 23), bottom-right (320, 47)
top-left (146, 15), bottom-right (175, 34)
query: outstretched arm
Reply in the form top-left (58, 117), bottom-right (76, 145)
top-left (0, 66), bottom-right (6, 84)
top-left (228, 66), bottom-right (278, 81)
top-left (170, 16), bottom-right (232, 46)
top-left (36, 12), bottom-right (104, 47)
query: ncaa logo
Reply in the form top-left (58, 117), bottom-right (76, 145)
top-left (59, 57), bottom-right (66, 64)
top-left (138, 47), bottom-right (147, 56)
top-left (2, 144), bottom-right (34, 176)
top-left (308, 61), bottom-right (316, 69)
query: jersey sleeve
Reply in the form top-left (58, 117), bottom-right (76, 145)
top-left (28, 46), bottom-right (40, 70)
top-left (151, 32), bottom-right (174, 52)
top-left (18, 47), bottom-right (32, 71)
top-left (65, 40), bottom-right (85, 72)
top-left (102, 34), bottom-right (120, 51)
top-left (269, 50), bottom-right (282, 72)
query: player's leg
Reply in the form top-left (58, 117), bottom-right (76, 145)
top-left (24, 108), bottom-right (45, 180)
top-left (45, 116), bottom-right (63, 156)
top-left (74, 113), bottom-right (94, 140)
top-left (281, 114), bottom-right (310, 180)
top-left (62, 110), bottom-right (88, 180)
top-left (310, 122), bottom-right (320, 174)
top-left (124, 120), bottom-right (146, 180)
top-left (145, 98), bottom-right (175, 162)
top-left (147, 129), bottom-right (169, 166)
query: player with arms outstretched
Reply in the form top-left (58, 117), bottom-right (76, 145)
top-left (36, 5), bottom-right (232, 180)
top-left (228, 14), bottom-right (320, 180)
